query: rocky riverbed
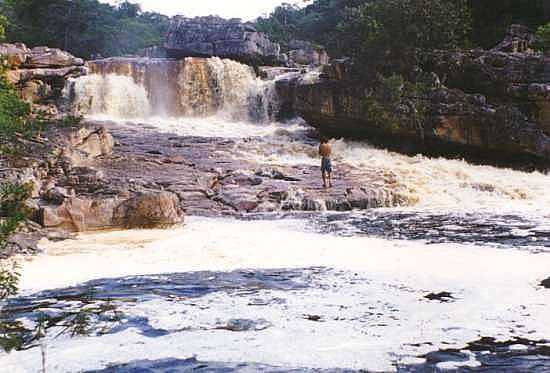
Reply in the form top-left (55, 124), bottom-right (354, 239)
top-left (1, 19), bottom-right (550, 372)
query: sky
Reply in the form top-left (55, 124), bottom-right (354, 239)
top-left (101, 0), bottom-right (312, 21)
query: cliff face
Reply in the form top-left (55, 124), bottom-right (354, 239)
top-left (282, 26), bottom-right (550, 165)
top-left (164, 16), bottom-right (281, 66)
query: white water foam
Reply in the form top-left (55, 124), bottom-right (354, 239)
top-left (231, 134), bottom-right (550, 215)
top-left (3, 216), bottom-right (550, 372)
top-left (64, 74), bottom-right (151, 118)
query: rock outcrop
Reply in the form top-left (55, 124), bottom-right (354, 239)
top-left (40, 191), bottom-right (183, 232)
top-left (1, 123), bottom-right (185, 236)
top-left (0, 43), bottom-right (87, 107)
top-left (280, 27), bottom-right (550, 164)
top-left (164, 16), bottom-right (281, 65)
top-left (287, 39), bottom-right (330, 67)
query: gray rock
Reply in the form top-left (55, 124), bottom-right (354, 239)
top-left (164, 16), bottom-right (281, 65)
top-left (27, 46), bottom-right (84, 68)
top-left (287, 40), bottom-right (330, 67)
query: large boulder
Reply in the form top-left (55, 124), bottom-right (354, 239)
top-left (40, 192), bottom-right (184, 232)
top-left (68, 127), bottom-right (115, 161)
top-left (164, 16), bottom-right (281, 65)
top-left (422, 25), bottom-right (550, 137)
top-left (492, 24), bottom-right (537, 54)
top-left (278, 25), bottom-right (550, 164)
top-left (114, 192), bottom-right (184, 229)
top-left (26, 46), bottom-right (84, 68)
top-left (0, 43), bottom-right (31, 67)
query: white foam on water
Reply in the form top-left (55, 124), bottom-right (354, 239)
top-left (3, 216), bottom-right (549, 372)
top-left (232, 135), bottom-right (550, 215)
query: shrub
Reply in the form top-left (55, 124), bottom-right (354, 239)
top-left (535, 23), bottom-right (550, 53)
top-left (0, 72), bottom-right (31, 147)
top-left (363, 74), bottom-right (429, 136)
top-left (0, 182), bottom-right (32, 300)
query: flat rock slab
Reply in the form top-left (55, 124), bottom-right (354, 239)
top-left (92, 120), bottom-right (418, 216)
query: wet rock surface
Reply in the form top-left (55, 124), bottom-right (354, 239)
top-left (0, 116), bottom-right (417, 255)
top-left (88, 358), bottom-right (339, 373)
top-left (93, 120), bottom-right (416, 216)
top-left (307, 211), bottom-right (550, 249)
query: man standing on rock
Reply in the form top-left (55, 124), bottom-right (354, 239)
top-left (319, 138), bottom-right (333, 188)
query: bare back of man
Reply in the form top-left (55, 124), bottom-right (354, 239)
top-left (319, 138), bottom-right (333, 188)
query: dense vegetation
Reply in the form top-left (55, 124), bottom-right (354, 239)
top-left (256, 0), bottom-right (550, 123)
top-left (0, 182), bottom-right (31, 299)
top-left (0, 73), bottom-right (32, 299)
top-left (0, 0), bottom-right (169, 58)
top-left (257, 0), bottom-right (550, 56)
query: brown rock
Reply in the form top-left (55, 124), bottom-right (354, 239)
top-left (114, 192), bottom-right (184, 229)
top-left (0, 43), bottom-right (30, 67)
top-left (19, 80), bottom-right (53, 103)
top-left (15, 66), bottom-right (88, 84)
top-left (40, 197), bottom-right (118, 232)
top-left (65, 127), bottom-right (115, 165)
top-left (40, 192), bottom-right (184, 232)
top-left (26, 46), bottom-right (84, 68)
top-left (74, 128), bottom-right (115, 158)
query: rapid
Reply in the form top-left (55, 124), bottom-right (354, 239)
top-left (1, 57), bottom-right (550, 372)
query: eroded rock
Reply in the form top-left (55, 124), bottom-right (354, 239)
top-left (114, 192), bottom-right (184, 229)
top-left (0, 43), bottom-right (30, 67)
top-left (40, 191), bottom-right (183, 232)
top-left (27, 46), bottom-right (84, 68)
top-left (164, 16), bottom-right (281, 65)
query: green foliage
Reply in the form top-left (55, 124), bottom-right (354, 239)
top-left (0, 14), bottom-right (8, 41)
top-left (338, 0), bottom-right (471, 76)
top-left (0, 73), bottom-right (31, 142)
top-left (0, 182), bottom-right (32, 218)
top-left (256, 0), bottom-right (363, 54)
top-left (0, 182), bottom-right (32, 300)
top-left (363, 74), bottom-right (428, 135)
top-left (0, 0), bottom-right (169, 58)
top-left (469, 0), bottom-right (549, 48)
top-left (535, 23), bottom-right (550, 53)
top-left (0, 262), bottom-right (20, 300)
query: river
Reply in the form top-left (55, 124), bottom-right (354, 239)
top-left (1, 57), bottom-right (550, 372)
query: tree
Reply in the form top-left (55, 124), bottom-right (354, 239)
top-left (0, 14), bottom-right (8, 41)
top-left (535, 23), bottom-right (550, 54)
top-left (337, 0), bottom-right (471, 78)
top-left (469, 0), bottom-right (548, 48)
top-left (0, 0), bottom-right (170, 58)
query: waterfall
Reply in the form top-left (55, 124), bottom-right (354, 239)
top-left (64, 57), bottom-right (279, 122)
top-left (64, 74), bottom-right (151, 118)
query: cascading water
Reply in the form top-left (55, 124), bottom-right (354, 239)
top-left (64, 74), bottom-right (151, 118)
top-left (8, 54), bottom-right (550, 373)
top-left (63, 57), bottom-right (279, 122)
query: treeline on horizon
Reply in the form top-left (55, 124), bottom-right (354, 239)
top-left (0, 0), bottom-right (170, 58)
top-left (257, 0), bottom-right (550, 53)
top-left (0, 0), bottom-right (549, 62)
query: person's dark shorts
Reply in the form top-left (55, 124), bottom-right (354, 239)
top-left (321, 157), bottom-right (332, 173)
